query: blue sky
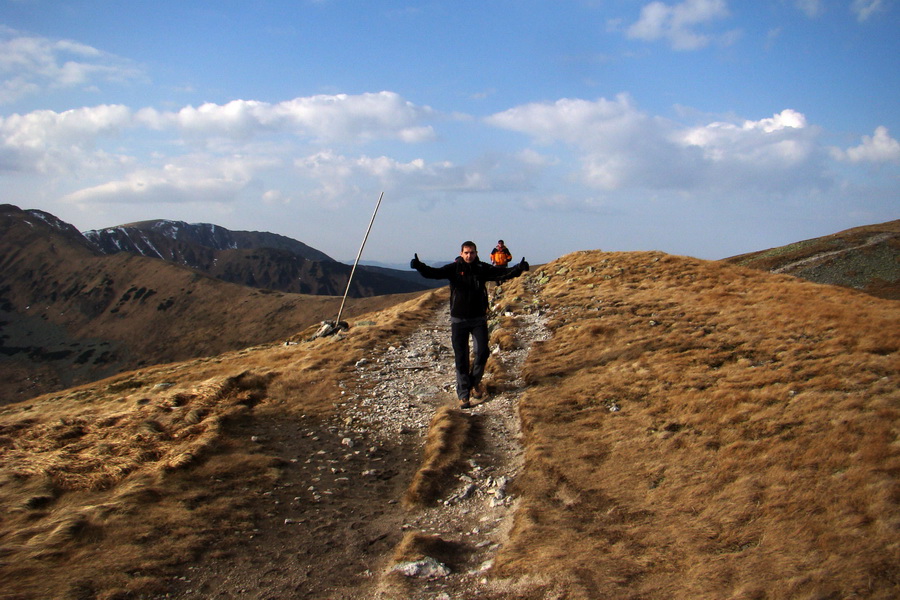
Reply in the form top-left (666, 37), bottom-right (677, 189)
top-left (1, 0), bottom-right (898, 265)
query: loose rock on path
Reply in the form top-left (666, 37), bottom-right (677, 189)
top-left (157, 293), bottom-right (547, 599)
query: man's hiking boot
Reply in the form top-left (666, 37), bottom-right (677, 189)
top-left (459, 399), bottom-right (472, 409)
top-left (471, 383), bottom-right (485, 400)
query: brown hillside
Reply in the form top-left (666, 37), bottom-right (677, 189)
top-left (723, 219), bottom-right (900, 300)
top-left (0, 251), bottom-right (897, 599)
top-left (0, 205), bottom-right (421, 404)
top-left (495, 251), bottom-right (899, 599)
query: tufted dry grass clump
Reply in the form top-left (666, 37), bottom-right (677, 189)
top-left (491, 250), bottom-right (900, 600)
top-left (403, 406), bottom-right (474, 508)
top-left (490, 316), bottom-right (521, 352)
top-left (0, 287), bottom-right (448, 600)
top-left (378, 531), bottom-right (471, 597)
top-left (0, 368), bottom-right (281, 598)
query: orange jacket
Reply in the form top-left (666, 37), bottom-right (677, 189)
top-left (490, 246), bottom-right (512, 266)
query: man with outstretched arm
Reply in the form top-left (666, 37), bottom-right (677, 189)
top-left (410, 241), bottom-right (529, 409)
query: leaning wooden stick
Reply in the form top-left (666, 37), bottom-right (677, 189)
top-left (315, 191), bottom-right (385, 338)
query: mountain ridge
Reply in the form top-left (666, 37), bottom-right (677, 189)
top-left (0, 204), bottom-right (425, 403)
top-left (1, 248), bottom-right (896, 599)
top-left (85, 218), bottom-right (335, 262)
top-left (82, 218), bottom-right (435, 295)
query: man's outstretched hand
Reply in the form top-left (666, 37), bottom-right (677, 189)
top-left (519, 257), bottom-right (530, 271)
top-left (410, 253), bottom-right (422, 269)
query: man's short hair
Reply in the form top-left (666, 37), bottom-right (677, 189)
top-left (461, 241), bottom-right (477, 251)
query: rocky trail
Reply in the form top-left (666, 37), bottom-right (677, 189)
top-left (771, 232), bottom-right (893, 273)
top-left (158, 294), bottom-right (548, 599)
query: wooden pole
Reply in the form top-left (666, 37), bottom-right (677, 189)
top-left (334, 191), bottom-right (385, 328)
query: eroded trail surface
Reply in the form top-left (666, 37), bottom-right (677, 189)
top-left (160, 297), bottom-right (547, 599)
top-left (772, 232), bottom-right (894, 273)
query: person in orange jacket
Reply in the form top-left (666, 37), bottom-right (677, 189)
top-left (490, 240), bottom-right (512, 267)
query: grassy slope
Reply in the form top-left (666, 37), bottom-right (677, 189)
top-left (0, 288), bottom-right (448, 600)
top-left (723, 219), bottom-right (900, 300)
top-left (1, 250), bottom-right (898, 599)
top-left (493, 251), bottom-right (899, 599)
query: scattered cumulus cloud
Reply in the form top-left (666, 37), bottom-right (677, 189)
top-left (1, 87), bottom-right (895, 219)
top-left (60, 154), bottom-right (272, 206)
top-left (1, 104), bottom-right (131, 148)
top-left (137, 92), bottom-right (436, 144)
top-left (488, 98), bottom-right (826, 195)
top-left (831, 126), bottom-right (900, 163)
top-left (0, 93), bottom-right (437, 175)
top-left (793, 0), bottom-right (888, 20)
top-left (0, 26), bottom-right (144, 104)
top-left (624, 0), bottom-right (734, 50)
top-left (262, 189), bottom-right (290, 205)
top-left (0, 104), bottom-right (132, 174)
top-left (291, 150), bottom-right (526, 206)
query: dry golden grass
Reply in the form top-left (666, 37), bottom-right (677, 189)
top-left (1, 204), bottom-right (433, 404)
top-left (492, 251), bottom-right (899, 599)
top-left (0, 287), bottom-right (448, 600)
top-left (0, 370), bottom-right (277, 599)
top-left (403, 406), bottom-right (474, 508)
top-left (490, 316), bottom-right (521, 352)
top-left (2, 249), bottom-right (898, 599)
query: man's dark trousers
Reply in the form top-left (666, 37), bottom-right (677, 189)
top-left (450, 316), bottom-right (489, 400)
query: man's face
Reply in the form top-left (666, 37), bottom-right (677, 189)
top-left (460, 246), bottom-right (478, 263)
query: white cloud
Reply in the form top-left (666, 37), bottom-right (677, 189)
top-left (679, 110), bottom-right (821, 195)
top-left (0, 104), bottom-right (132, 173)
top-left (485, 94), bottom-right (648, 148)
top-left (1, 92), bottom-right (439, 177)
top-left (137, 92), bottom-right (436, 144)
top-left (832, 126), bottom-right (900, 163)
top-left (60, 155), bottom-right (271, 206)
top-left (487, 95), bottom-right (693, 191)
top-left (625, 0), bottom-right (733, 50)
top-left (291, 150), bottom-right (521, 205)
top-left (1, 104), bottom-right (131, 147)
top-left (262, 189), bottom-right (290, 205)
top-left (0, 26), bottom-right (144, 103)
top-left (2, 88), bottom-right (891, 231)
top-left (486, 94), bottom-right (668, 190)
top-left (851, 0), bottom-right (885, 21)
top-left (488, 98), bottom-right (826, 194)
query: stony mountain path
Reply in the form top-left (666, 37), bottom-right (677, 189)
top-left (771, 232), bottom-right (893, 273)
top-left (157, 295), bottom-right (547, 600)
top-left (352, 299), bottom-right (548, 599)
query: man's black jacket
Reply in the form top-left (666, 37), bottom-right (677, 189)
top-left (413, 257), bottom-right (527, 319)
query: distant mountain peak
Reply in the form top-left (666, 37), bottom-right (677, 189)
top-left (85, 220), bottom-right (334, 261)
